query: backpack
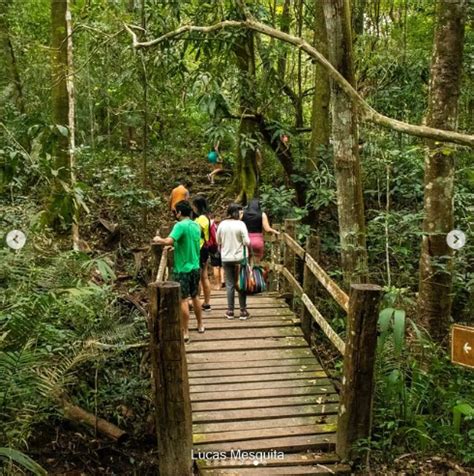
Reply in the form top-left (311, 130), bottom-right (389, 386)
top-left (203, 218), bottom-right (218, 253)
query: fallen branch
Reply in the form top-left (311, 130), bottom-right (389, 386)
top-left (60, 398), bottom-right (128, 443)
top-left (124, 21), bottom-right (474, 148)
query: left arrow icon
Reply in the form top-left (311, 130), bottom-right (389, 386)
top-left (464, 343), bottom-right (472, 354)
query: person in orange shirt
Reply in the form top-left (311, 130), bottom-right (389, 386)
top-left (169, 180), bottom-right (192, 212)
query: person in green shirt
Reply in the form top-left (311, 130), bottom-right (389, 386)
top-left (152, 200), bottom-right (205, 342)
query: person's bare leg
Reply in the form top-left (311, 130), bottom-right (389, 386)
top-left (220, 267), bottom-right (225, 287)
top-left (192, 295), bottom-right (204, 331)
top-left (213, 266), bottom-right (221, 290)
top-left (201, 262), bottom-right (211, 306)
top-left (180, 299), bottom-right (190, 340)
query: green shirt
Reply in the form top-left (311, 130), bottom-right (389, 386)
top-left (169, 218), bottom-right (201, 274)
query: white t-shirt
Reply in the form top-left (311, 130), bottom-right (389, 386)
top-left (216, 219), bottom-right (250, 262)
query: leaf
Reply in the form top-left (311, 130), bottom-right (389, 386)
top-left (453, 403), bottom-right (474, 433)
top-left (378, 308), bottom-right (394, 333)
top-left (0, 447), bottom-right (48, 476)
top-left (56, 125), bottom-right (69, 137)
top-left (393, 309), bottom-right (406, 354)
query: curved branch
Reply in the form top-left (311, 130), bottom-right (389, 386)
top-left (124, 20), bottom-right (474, 148)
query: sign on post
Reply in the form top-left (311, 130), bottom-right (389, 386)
top-left (451, 324), bottom-right (474, 370)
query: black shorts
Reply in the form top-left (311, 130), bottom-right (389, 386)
top-left (173, 269), bottom-right (200, 299)
top-left (200, 246), bottom-right (209, 268)
top-left (210, 251), bottom-right (222, 267)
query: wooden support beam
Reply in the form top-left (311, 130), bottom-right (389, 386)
top-left (149, 281), bottom-right (193, 476)
top-left (336, 283), bottom-right (383, 461)
top-left (301, 234), bottom-right (320, 342)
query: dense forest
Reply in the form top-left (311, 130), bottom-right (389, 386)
top-left (1, 0), bottom-right (473, 474)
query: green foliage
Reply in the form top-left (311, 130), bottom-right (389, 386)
top-left (0, 447), bottom-right (47, 476)
top-left (363, 299), bottom-right (474, 464)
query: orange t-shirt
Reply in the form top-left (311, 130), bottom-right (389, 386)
top-left (170, 185), bottom-right (189, 211)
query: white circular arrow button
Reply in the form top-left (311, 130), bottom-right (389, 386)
top-left (447, 230), bottom-right (466, 250)
top-left (6, 230), bottom-right (26, 250)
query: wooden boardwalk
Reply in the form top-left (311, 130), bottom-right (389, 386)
top-left (187, 291), bottom-right (350, 475)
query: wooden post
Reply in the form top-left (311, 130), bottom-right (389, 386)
top-left (336, 283), bottom-right (383, 461)
top-left (148, 281), bottom-right (192, 476)
top-left (267, 223), bottom-right (281, 292)
top-left (301, 233), bottom-right (320, 342)
top-left (283, 219), bottom-right (299, 301)
top-left (151, 224), bottom-right (170, 281)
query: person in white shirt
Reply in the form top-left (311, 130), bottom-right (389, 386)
top-left (216, 203), bottom-right (251, 319)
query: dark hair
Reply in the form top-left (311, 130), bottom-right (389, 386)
top-left (192, 195), bottom-right (209, 216)
top-left (174, 200), bottom-right (193, 217)
top-left (227, 203), bottom-right (242, 220)
top-left (247, 198), bottom-right (261, 213)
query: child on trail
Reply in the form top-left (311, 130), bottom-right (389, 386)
top-left (206, 142), bottom-right (223, 185)
top-left (192, 196), bottom-right (212, 312)
top-left (169, 179), bottom-right (191, 212)
top-left (217, 203), bottom-right (251, 320)
top-left (152, 200), bottom-right (204, 342)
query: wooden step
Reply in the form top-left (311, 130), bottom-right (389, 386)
top-left (193, 415), bottom-right (337, 434)
top-left (187, 357), bottom-right (318, 372)
top-left (189, 327), bottom-right (304, 341)
top-left (192, 403), bottom-right (339, 423)
top-left (188, 363), bottom-right (322, 378)
top-left (187, 348), bottom-right (314, 364)
top-left (187, 337), bottom-right (309, 353)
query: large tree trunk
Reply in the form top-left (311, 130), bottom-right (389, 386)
top-left (323, 0), bottom-right (368, 284)
top-left (417, 0), bottom-right (466, 344)
top-left (233, 29), bottom-right (260, 204)
top-left (309, 0), bottom-right (330, 170)
top-left (50, 0), bottom-right (78, 243)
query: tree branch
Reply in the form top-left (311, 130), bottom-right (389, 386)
top-left (124, 20), bottom-right (474, 148)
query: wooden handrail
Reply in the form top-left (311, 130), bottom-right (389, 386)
top-left (281, 232), bottom-right (349, 312)
top-left (278, 265), bottom-right (346, 355)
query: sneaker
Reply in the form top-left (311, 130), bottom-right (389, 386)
top-left (225, 310), bottom-right (234, 320)
top-left (221, 282), bottom-right (226, 288)
top-left (202, 304), bottom-right (212, 312)
top-left (239, 310), bottom-right (250, 320)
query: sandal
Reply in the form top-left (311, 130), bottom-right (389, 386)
top-left (198, 326), bottom-right (205, 333)
top-left (184, 334), bottom-right (190, 343)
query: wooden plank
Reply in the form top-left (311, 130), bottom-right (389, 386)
top-left (186, 348), bottom-right (314, 363)
top-left (196, 451), bottom-right (340, 468)
top-left (210, 297), bottom-right (287, 305)
top-left (208, 302), bottom-right (288, 310)
top-left (192, 394), bottom-right (339, 412)
top-left (191, 386), bottom-right (336, 403)
top-left (193, 423), bottom-right (337, 444)
top-left (193, 403), bottom-right (339, 422)
top-left (301, 294), bottom-right (346, 355)
top-left (193, 415), bottom-right (337, 434)
top-left (190, 379), bottom-right (332, 394)
top-left (189, 364), bottom-right (321, 378)
top-left (186, 337), bottom-right (309, 353)
top-left (189, 327), bottom-right (304, 341)
top-left (187, 357), bottom-right (318, 371)
top-left (189, 371), bottom-right (326, 385)
top-left (304, 254), bottom-right (349, 312)
top-left (191, 309), bottom-right (296, 318)
top-left (199, 464), bottom-right (350, 475)
top-left (194, 433), bottom-right (336, 452)
top-left (189, 320), bottom-right (298, 330)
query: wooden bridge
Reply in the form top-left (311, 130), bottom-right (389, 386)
top-left (149, 219), bottom-right (382, 475)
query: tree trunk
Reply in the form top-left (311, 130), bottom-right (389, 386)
top-left (0, 0), bottom-right (25, 113)
top-left (233, 29), bottom-right (260, 204)
top-left (323, 0), bottom-right (368, 284)
top-left (417, 0), bottom-right (466, 344)
top-left (309, 0), bottom-right (330, 170)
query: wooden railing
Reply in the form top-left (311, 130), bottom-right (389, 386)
top-left (270, 218), bottom-right (382, 460)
